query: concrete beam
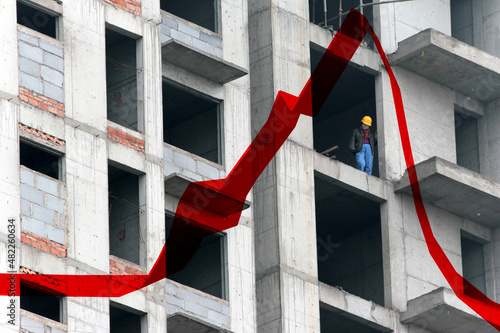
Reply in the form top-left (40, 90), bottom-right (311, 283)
top-left (401, 287), bottom-right (497, 333)
top-left (167, 313), bottom-right (232, 333)
top-left (388, 29), bottom-right (500, 102)
top-left (314, 152), bottom-right (389, 203)
top-left (395, 156), bottom-right (500, 227)
top-left (319, 282), bottom-right (395, 332)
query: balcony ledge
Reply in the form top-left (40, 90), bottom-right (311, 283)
top-left (388, 29), bottom-right (500, 102)
top-left (401, 287), bottom-right (497, 333)
top-left (395, 156), bottom-right (500, 227)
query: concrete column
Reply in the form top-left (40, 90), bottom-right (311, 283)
top-left (0, 1), bottom-right (21, 331)
top-left (250, 0), bottom-right (320, 331)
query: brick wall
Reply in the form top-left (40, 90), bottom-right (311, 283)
top-left (166, 280), bottom-right (230, 330)
top-left (108, 126), bottom-right (145, 152)
top-left (18, 29), bottom-right (65, 115)
top-left (105, 0), bottom-right (141, 16)
top-left (160, 13), bottom-right (222, 58)
top-left (20, 167), bottom-right (66, 250)
top-left (109, 257), bottom-right (146, 291)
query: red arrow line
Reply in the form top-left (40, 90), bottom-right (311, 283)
top-left (4, 9), bottom-right (500, 332)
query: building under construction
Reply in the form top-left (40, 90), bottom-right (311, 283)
top-left (1, 0), bottom-right (500, 332)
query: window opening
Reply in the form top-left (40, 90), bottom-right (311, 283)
top-left (160, 0), bottom-right (220, 33)
top-left (21, 283), bottom-right (63, 323)
top-left (315, 174), bottom-right (384, 306)
top-left (110, 303), bottom-right (145, 333)
top-left (108, 165), bottom-right (144, 265)
top-left (163, 81), bottom-right (223, 164)
top-left (20, 140), bottom-right (61, 180)
top-left (455, 110), bottom-right (480, 173)
top-left (106, 28), bottom-right (143, 132)
top-left (310, 46), bottom-right (378, 177)
top-left (165, 213), bottom-right (227, 299)
top-left (461, 231), bottom-right (486, 296)
top-left (17, 1), bottom-right (58, 39)
top-left (451, 0), bottom-right (474, 46)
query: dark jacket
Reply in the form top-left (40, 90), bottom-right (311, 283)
top-left (349, 128), bottom-right (377, 155)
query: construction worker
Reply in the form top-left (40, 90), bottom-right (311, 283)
top-left (348, 116), bottom-right (377, 175)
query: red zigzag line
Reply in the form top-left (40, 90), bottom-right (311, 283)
top-left (4, 9), bottom-right (500, 332)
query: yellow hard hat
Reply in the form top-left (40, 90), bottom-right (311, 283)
top-left (361, 116), bottom-right (372, 126)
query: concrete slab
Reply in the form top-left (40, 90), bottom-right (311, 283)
top-left (395, 157), bottom-right (500, 227)
top-left (314, 152), bottom-right (389, 203)
top-left (167, 312), bottom-right (232, 333)
top-left (401, 287), bottom-right (497, 333)
top-left (161, 39), bottom-right (247, 84)
top-left (388, 29), bottom-right (500, 102)
top-left (164, 173), bottom-right (251, 215)
top-left (318, 283), bottom-right (394, 332)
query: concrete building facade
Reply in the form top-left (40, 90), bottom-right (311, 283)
top-left (0, 0), bottom-right (499, 332)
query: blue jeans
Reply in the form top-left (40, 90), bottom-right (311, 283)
top-left (355, 144), bottom-right (373, 175)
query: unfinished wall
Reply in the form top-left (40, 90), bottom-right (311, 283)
top-left (20, 166), bottom-right (66, 250)
top-left (18, 27), bottom-right (65, 116)
top-left (485, 99), bottom-right (500, 182)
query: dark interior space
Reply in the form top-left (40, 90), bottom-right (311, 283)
top-left (310, 45), bottom-right (378, 177)
top-left (163, 81), bottom-right (221, 164)
top-left (315, 174), bottom-right (384, 306)
top-left (166, 214), bottom-right (226, 299)
top-left (320, 304), bottom-right (383, 333)
top-left (461, 231), bottom-right (486, 296)
top-left (108, 165), bottom-right (142, 265)
top-left (455, 110), bottom-right (480, 173)
top-left (451, 0), bottom-right (474, 46)
top-left (21, 284), bottom-right (61, 322)
top-left (110, 304), bottom-right (143, 333)
top-left (160, 0), bottom-right (218, 33)
top-left (106, 28), bottom-right (140, 131)
top-left (17, 1), bottom-right (57, 39)
top-left (20, 141), bottom-right (60, 180)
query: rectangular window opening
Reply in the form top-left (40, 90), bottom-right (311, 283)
top-left (461, 231), bottom-right (486, 297)
top-left (451, 0), bottom-right (474, 46)
top-left (106, 27), bottom-right (143, 132)
top-left (20, 140), bottom-right (62, 180)
top-left (315, 174), bottom-right (384, 306)
top-left (311, 46), bottom-right (378, 177)
top-left (21, 283), bottom-right (64, 323)
top-left (455, 110), bottom-right (480, 173)
top-left (17, 0), bottom-right (58, 39)
top-left (160, 0), bottom-right (220, 33)
top-left (108, 164), bottom-right (145, 266)
top-left (320, 304), bottom-right (384, 333)
top-left (163, 80), bottom-right (223, 165)
top-left (165, 213), bottom-right (227, 300)
top-left (110, 303), bottom-right (146, 333)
